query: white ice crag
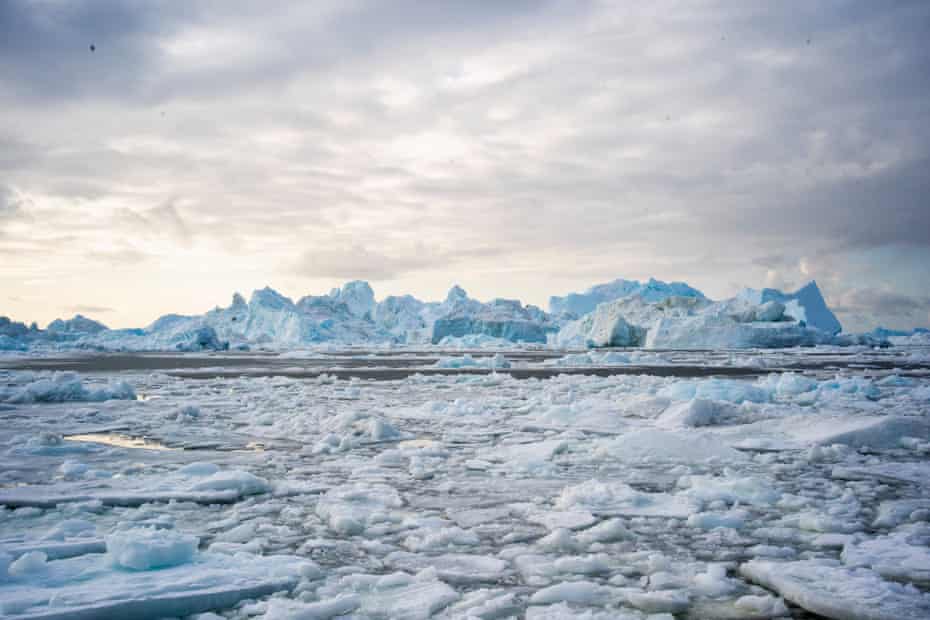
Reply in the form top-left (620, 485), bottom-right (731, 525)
top-left (553, 280), bottom-right (841, 349)
top-left (0, 542), bottom-right (308, 619)
top-left (740, 559), bottom-right (930, 620)
top-left (0, 463), bottom-right (271, 509)
top-left (549, 277), bottom-right (706, 318)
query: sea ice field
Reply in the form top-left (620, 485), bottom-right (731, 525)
top-left (1, 345), bottom-right (929, 619)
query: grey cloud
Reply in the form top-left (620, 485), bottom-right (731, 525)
top-left (114, 201), bottom-right (192, 246)
top-left (1, 1), bottom-right (929, 329)
top-left (294, 244), bottom-right (432, 281)
top-left (0, 186), bottom-right (20, 218)
top-left (0, 0), bottom-right (195, 102)
top-left (834, 289), bottom-right (930, 317)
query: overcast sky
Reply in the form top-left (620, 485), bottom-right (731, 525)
top-left (1, 0), bottom-right (928, 331)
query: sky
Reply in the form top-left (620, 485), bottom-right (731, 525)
top-left (1, 0), bottom-right (928, 332)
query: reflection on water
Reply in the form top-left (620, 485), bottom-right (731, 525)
top-left (65, 433), bottom-right (174, 451)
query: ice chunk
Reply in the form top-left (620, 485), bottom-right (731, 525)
top-left (740, 559), bottom-right (930, 620)
top-left (525, 602), bottom-right (640, 619)
top-left (3, 372), bottom-right (136, 404)
top-left (660, 379), bottom-right (770, 404)
top-left (679, 474), bottom-right (780, 508)
top-left (262, 595), bottom-right (361, 619)
top-left (833, 461), bottom-right (930, 486)
top-left (443, 589), bottom-right (520, 619)
top-left (577, 518), bottom-right (633, 543)
top-left (8, 551), bottom-right (47, 576)
top-left (794, 417), bottom-right (930, 449)
top-left (106, 528), bottom-right (198, 570)
top-left (686, 510), bottom-right (748, 530)
top-left (842, 532), bottom-right (930, 583)
top-left (0, 465), bottom-right (271, 508)
top-left (315, 571), bottom-right (459, 619)
top-left (528, 581), bottom-right (618, 606)
top-left (556, 480), bottom-right (699, 518)
top-left (315, 483), bottom-right (403, 535)
top-left (873, 500), bottom-right (930, 528)
top-left (596, 429), bottom-right (747, 464)
top-left (0, 550), bottom-right (307, 618)
top-left (385, 552), bottom-right (509, 584)
top-left (434, 353), bottom-right (511, 369)
top-left (626, 589), bottom-right (690, 614)
top-left (656, 398), bottom-right (741, 428)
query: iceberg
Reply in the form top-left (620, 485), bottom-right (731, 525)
top-left (0, 276), bottom-right (915, 351)
top-left (737, 280), bottom-right (842, 335)
top-left (431, 286), bottom-right (559, 344)
top-left (46, 314), bottom-right (108, 336)
top-left (550, 277), bottom-right (705, 317)
top-left (553, 280), bottom-right (843, 349)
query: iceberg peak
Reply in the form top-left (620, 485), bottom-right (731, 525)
top-left (249, 287), bottom-right (294, 310)
top-left (445, 285), bottom-right (469, 305)
top-left (329, 280), bottom-right (376, 319)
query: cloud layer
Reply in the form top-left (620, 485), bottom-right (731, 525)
top-left (1, 0), bottom-right (928, 330)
